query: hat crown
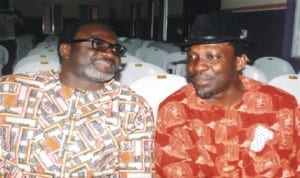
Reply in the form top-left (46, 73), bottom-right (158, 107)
top-left (188, 11), bottom-right (244, 44)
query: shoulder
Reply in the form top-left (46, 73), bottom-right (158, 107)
top-left (0, 70), bottom-right (59, 89)
top-left (259, 84), bottom-right (297, 106)
top-left (108, 80), bottom-right (155, 120)
top-left (242, 76), bottom-right (296, 99)
top-left (109, 80), bottom-right (152, 106)
top-left (159, 83), bottom-right (190, 106)
top-left (241, 77), bottom-right (298, 110)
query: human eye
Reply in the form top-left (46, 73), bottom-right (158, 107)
top-left (93, 39), bottom-right (109, 50)
top-left (112, 45), bottom-right (121, 53)
top-left (205, 53), bottom-right (222, 63)
top-left (187, 53), bottom-right (197, 61)
top-left (111, 44), bottom-right (126, 57)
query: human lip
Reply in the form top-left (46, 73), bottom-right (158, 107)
top-left (94, 58), bottom-right (113, 66)
top-left (93, 58), bottom-right (115, 71)
top-left (192, 74), bottom-right (214, 86)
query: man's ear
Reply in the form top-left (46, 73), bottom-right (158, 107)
top-left (236, 54), bottom-right (248, 72)
top-left (59, 43), bottom-right (71, 59)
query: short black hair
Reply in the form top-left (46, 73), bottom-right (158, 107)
top-left (229, 41), bottom-right (253, 57)
top-left (58, 19), bottom-right (113, 44)
top-left (57, 19), bottom-right (114, 59)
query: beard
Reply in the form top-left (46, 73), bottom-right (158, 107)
top-left (188, 73), bottom-right (217, 99)
top-left (75, 59), bottom-right (119, 83)
top-left (195, 89), bottom-right (216, 99)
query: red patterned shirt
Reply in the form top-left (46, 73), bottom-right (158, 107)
top-left (155, 76), bottom-right (300, 178)
top-left (0, 70), bottom-right (155, 177)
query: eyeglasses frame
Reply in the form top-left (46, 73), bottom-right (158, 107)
top-left (69, 38), bottom-right (127, 57)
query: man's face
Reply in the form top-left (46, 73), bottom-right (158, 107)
top-left (186, 42), bottom-right (241, 99)
top-left (63, 24), bottom-right (121, 83)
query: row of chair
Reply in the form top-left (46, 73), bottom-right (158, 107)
top-left (268, 74), bottom-right (300, 102)
top-left (252, 56), bottom-right (296, 81)
top-left (121, 49), bottom-right (295, 85)
top-left (0, 34), bottom-right (36, 75)
top-left (11, 36), bottom-right (300, 113)
top-left (126, 72), bottom-right (300, 120)
top-left (119, 37), bottom-right (297, 81)
top-left (118, 37), bottom-right (181, 55)
top-left (13, 35), bottom-right (60, 74)
top-left (118, 37), bottom-right (300, 108)
top-left (0, 45), bottom-right (9, 75)
top-left (130, 74), bottom-right (187, 119)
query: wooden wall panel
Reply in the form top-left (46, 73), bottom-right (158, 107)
top-left (221, 0), bottom-right (287, 12)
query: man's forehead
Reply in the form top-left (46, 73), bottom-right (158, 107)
top-left (75, 24), bottom-right (116, 39)
top-left (190, 42), bottom-right (231, 48)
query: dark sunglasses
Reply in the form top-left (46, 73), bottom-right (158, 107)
top-left (69, 38), bottom-right (127, 57)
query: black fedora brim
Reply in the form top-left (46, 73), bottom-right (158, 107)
top-left (176, 36), bottom-right (256, 48)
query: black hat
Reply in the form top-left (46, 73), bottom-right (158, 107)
top-left (180, 11), bottom-right (254, 47)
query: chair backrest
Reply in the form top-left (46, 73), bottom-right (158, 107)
top-left (149, 41), bottom-right (181, 53)
top-left (117, 36), bottom-right (129, 42)
top-left (163, 51), bottom-right (187, 75)
top-left (118, 62), bottom-right (167, 86)
top-left (0, 45), bottom-right (9, 75)
top-left (44, 35), bottom-right (59, 43)
top-left (253, 56), bottom-right (296, 81)
top-left (130, 74), bottom-right (187, 120)
top-left (27, 47), bottom-right (58, 57)
top-left (15, 34), bottom-right (36, 61)
top-left (121, 38), bottom-right (143, 55)
top-left (141, 40), bottom-right (155, 47)
top-left (175, 63), bottom-right (187, 77)
top-left (135, 46), bottom-right (169, 69)
top-left (120, 53), bottom-right (143, 64)
top-left (35, 41), bottom-right (58, 48)
top-left (13, 54), bottom-right (60, 74)
top-left (241, 65), bottom-right (268, 83)
top-left (268, 74), bottom-right (300, 102)
top-left (0, 44), bottom-right (9, 65)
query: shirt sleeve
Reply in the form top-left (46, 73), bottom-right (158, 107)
top-left (295, 105), bottom-right (300, 176)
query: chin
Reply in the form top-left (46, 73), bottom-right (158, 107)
top-left (196, 89), bottom-right (215, 99)
top-left (84, 71), bottom-right (113, 82)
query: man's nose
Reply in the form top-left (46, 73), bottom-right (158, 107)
top-left (193, 59), bottom-right (209, 72)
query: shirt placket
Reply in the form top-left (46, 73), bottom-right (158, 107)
top-left (58, 89), bottom-right (82, 178)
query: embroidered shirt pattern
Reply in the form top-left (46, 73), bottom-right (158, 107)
top-left (155, 76), bottom-right (300, 178)
top-left (0, 70), bottom-right (155, 178)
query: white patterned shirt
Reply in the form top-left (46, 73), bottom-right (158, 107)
top-left (0, 70), bottom-right (155, 177)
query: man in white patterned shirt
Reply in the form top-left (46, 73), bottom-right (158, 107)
top-left (0, 20), bottom-right (155, 177)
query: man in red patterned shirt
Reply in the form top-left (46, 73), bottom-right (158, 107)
top-left (155, 11), bottom-right (300, 177)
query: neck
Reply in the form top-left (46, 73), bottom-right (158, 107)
top-left (205, 80), bottom-right (244, 108)
top-left (59, 72), bottom-right (105, 91)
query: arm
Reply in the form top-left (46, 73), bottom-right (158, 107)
top-left (295, 105), bottom-right (300, 176)
top-left (118, 98), bottom-right (155, 178)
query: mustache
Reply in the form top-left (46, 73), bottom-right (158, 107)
top-left (187, 72), bottom-right (215, 82)
top-left (92, 57), bottom-right (122, 70)
top-left (93, 56), bottom-right (114, 64)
